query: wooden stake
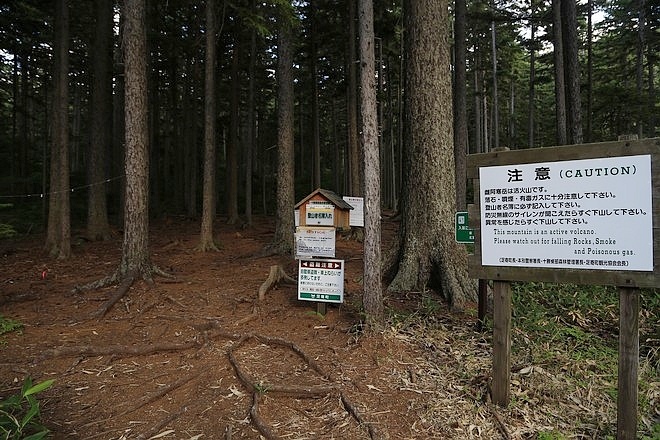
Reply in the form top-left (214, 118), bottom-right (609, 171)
top-left (617, 286), bottom-right (639, 440)
top-left (477, 278), bottom-right (488, 330)
top-left (492, 280), bottom-right (511, 407)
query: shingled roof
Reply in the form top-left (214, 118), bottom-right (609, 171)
top-left (294, 188), bottom-right (354, 210)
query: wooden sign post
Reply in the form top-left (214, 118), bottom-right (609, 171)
top-left (467, 138), bottom-right (659, 439)
top-left (491, 280), bottom-right (512, 406)
top-left (617, 286), bottom-right (639, 440)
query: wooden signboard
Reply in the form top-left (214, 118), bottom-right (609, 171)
top-left (467, 138), bottom-right (659, 440)
top-left (467, 139), bottom-right (659, 288)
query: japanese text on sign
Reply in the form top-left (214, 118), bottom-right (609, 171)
top-left (298, 259), bottom-right (344, 303)
top-left (479, 155), bottom-right (653, 271)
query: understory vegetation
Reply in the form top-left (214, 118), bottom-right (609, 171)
top-left (385, 282), bottom-right (659, 438)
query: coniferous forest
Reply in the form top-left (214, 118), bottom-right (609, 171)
top-left (0, 0), bottom-right (657, 231)
top-left (0, 1), bottom-right (658, 439)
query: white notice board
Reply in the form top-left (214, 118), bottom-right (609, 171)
top-left (295, 226), bottom-right (336, 259)
top-left (479, 155), bottom-right (653, 271)
top-left (343, 196), bottom-right (364, 227)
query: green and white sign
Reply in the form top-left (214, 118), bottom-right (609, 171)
top-left (455, 211), bottom-right (475, 244)
top-left (298, 259), bottom-right (344, 303)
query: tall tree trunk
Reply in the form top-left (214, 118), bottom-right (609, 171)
top-left (87, 0), bottom-right (113, 241)
top-left (119, 0), bottom-right (153, 278)
top-left (227, 42), bottom-right (240, 224)
top-left (388, 0), bottom-right (474, 308)
top-left (453, 0), bottom-right (468, 210)
top-left (245, 0), bottom-right (257, 227)
top-left (635, 0), bottom-right (646, 139)
top-left (183, 62), bottom-right (198, 218)
top-left (346, 0), bottom-right (361, 196)
top-left (647, 46), bottom-right (656, 138)
top-left (474, 66), bottom-right (483, 153)
top-left (45, 0), bottom-right (71, 259)
top-left (310, 0), bottom-right (321, 189)
top-left (562, 0), bottom-right (582, 144)
top-left (490, 1), bottom-right (499, 149)
top-left (552, 0), bottom-right (567, 145)
top-left (113, 12), bottom-right (126, 224)
top-left (267, 5), bottom-right (296, 255)
top-left (528, 0), bottom-right (536, 149)
top-left (358, 0), bottom-right (383, 330)
top-left (198, 0), bottom-right (219, 251)
top-left (586, 0), bottom-right (593, 142)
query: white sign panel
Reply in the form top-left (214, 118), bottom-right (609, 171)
top-left (343, 196), bottom-right (364, 227)
top-left (306, 202), bottom-right (334, 226)
top-left (298, 259), bottom-right (344, 303)
top-left (295, 226), bottom-right (336, 258)
top-left (479, 155), bottom-right (653, 271)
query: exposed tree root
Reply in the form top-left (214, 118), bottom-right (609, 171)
top-left (72, 264), bottom-right (175, 318)
top-left (37, 340), bottom-right (200, 362)
top-left (90, 272), bottom-right (137, 319)
top-left (135, 404), bottom-right (188, 440)
top-left (341, 393), bottom-right (380, 440)
top-left (194, 240), bottom-right (219, 252)
top-left (116, 371), bottom-right (200, 417)
top-left (488, 403), bottom-right (511, 440)
top-left (257, 264), bottom-right (296, 301)
top-left (251, 334), bottom-right (333, 381)
top-left (250, 393), bottom-right (279, 440)
top-left (228, 333), bottom-right (379, 439)
top-left (40, 322), bottom-right (378, 438)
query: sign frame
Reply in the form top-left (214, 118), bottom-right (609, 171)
top-left (297, 258), bottom-right (345, 304)
top-left (466, 138), bottom-right (659, 288)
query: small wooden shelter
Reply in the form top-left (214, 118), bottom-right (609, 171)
top-left (295, 188), bottom-right (354, 231)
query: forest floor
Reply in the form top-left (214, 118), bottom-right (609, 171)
top-left (0, 215), bottom-right (658, 439)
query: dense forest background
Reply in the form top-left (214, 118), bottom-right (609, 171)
top-left (0, 0), bottom-right (657, 233)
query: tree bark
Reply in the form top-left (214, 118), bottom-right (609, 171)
top-left (358, 0), bottom-right (383, 330)
top-left (635, 0), bottom-right (646, 139)
top-left (119, 0), bottom-right (153, 278)
top-left (45, 0), bottom-right (71, 259)
top-left (586, 0), bottom-right (593, 143)
top-left (346, 0), bottom-right (361, 197)
top-left (245, 0), bottom-right (257, 227)
top-left (310, 0), bottom-right (321, 190)
top-left (198, 0), bottom-right (219, 251)
top-left (490, 1), bottom-right (499, 149)
top-left (388, 0), bottom-right (475, 308)
top-left (267, 6), bottom-right (296, 255)
top-left (227, 41), bottom-right (240, 225)
top-left (87, 0), bottom-right (113, 241)
top-left (453, 0), bottom-right (468, 210)
top-left (552, 0), bottom-right (567, 145)
top-left (562, 0), bottom-right (582, 144)
top-left (528, 0), bottom-right (536, 149)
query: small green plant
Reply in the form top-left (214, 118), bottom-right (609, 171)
top-left (0, 316), bottom-right (23, 346)
top-left (0, 377), bottom-right (54, 439)
top-left (253, 382), bottom-right (271, 394)
top-left (0, 316), bottom-right (22, 337)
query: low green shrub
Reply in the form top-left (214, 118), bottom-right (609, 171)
top-left (0, 377), bottom-right (54, 439)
